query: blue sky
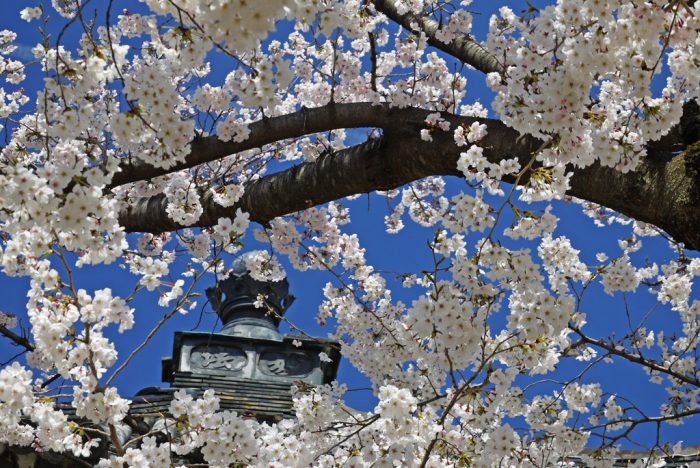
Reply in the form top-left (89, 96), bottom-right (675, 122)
top-left (0, 0), bottom-right (698, 450)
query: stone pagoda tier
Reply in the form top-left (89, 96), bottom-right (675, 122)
top-left (131, 252), bottom-right (341, 422)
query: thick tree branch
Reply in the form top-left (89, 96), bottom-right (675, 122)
top-left (110, 104), bottom-right (394, 188)
top-left (116, 102), bottom-right (700, 250)
top-left (372, 0), bottom-right (504, 74)
top-left (119, 137), bottom-right (407, 232)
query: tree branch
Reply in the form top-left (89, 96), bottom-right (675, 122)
top-left (570, 326), bottom-right (700, 388)
top-left (0, 324), bottom-right (35, 352)
top-left (372, 0), bottom-right (504, 74)
top-left (110, 103), bottom-right (394, 188)
top-left (116, 102), bottom-right (700, 251)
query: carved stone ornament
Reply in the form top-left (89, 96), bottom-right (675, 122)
top-left (190, 345), bottom-right (247, 372)
top-left (258, 351), bottom-right (313, 377)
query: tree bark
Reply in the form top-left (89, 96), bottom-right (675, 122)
top-left (116, 102), bottom-right (700, 250)
top-left (371, 0), bottom-right (504, 74)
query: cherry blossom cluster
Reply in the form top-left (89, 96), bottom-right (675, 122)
top-left (486, 0), bottom-right (698, 172)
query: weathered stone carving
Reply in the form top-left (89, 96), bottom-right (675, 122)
top-left (258, 351), bottom-right (313, 377)
top-left (190, 345), bottom-right (247, 372)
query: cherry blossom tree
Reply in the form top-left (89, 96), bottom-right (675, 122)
top-left (0, 0), bottom-right (700, 466)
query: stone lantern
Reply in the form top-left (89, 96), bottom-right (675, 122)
top-left (131, 251), bottom-right (341, 422)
